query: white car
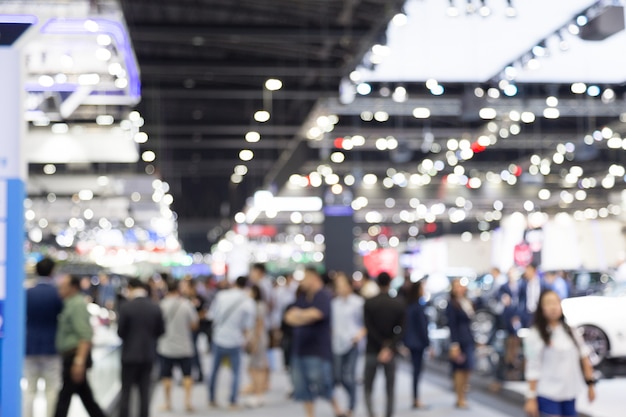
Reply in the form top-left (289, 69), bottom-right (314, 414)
top-left (561, 283), bottom-right (626, 366)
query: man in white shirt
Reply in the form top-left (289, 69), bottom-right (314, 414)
top-left (208, 276), bottom-right (255, 408)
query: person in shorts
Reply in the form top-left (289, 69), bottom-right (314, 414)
top-left (157, 280), bottom-right (199, 412)
top-left (284, 267), bottom-right (346, 417)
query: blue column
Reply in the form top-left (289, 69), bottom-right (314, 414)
top-left (0, 28), bottom-right (29, 417)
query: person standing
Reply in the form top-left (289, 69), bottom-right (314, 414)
top-left (54, 275), bottom-right (106, 417)
top-left (499, 268), bottom-right (523, 379)
top-left (96, 273), bottom-right (116, 311)
top-left (518, 264), bottom-right (550, 328)
top-left (285, 267), bottom-right (346, 417)
top-left (403, 280), bottom-right (430, 410)
top-left (181, 279), bottom-right (208, 382)
top-left (523, 290), bottom-right (596, 417)
top-left (363, 272), bottom-right (406, 417)
top-left (208, 276), bottom-right (255, 409)
top-left (23, 257), bottom-right (64, 417)
top-left (244, 285), bottom-right (270, 407)
top-left (157, 280), bottom-right (199, 413)
top-left (117, 278), bottom-right (165, 417)
top-left (249, 263), bottom-right (274, 390)
top-left (331, 272), bottom-right (366, 417)
top-left (447, 278), bottom-right (475, 409)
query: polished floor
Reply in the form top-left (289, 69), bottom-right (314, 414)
top-left (25, 338), bottom-right (624, 417)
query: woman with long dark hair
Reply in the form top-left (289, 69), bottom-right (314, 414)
top-left (446, 278), bottom-right (475, 409)
top-left (523, 290), bottom-right (596, 417)
top-left (403, 280), bottom-right (430, 409)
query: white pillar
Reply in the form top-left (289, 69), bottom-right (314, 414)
top-left (0, 40), bottom-right (27, 417)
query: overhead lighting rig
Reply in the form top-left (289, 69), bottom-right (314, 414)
top-left (446, 0), bottom-right (517, 18)
top-left (489, 0), bottom-right (623, 93)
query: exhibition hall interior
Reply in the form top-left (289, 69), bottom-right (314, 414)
top-left (2, 0), bottom-right (626, 416)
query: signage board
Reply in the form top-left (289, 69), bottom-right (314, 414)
top-left (0, 180), bottom-right (6, 338)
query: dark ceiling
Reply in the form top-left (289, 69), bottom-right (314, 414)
top-left (120, 0), bottom-right (406, 251)
top-left (118, 0), bottom-right (626, 253)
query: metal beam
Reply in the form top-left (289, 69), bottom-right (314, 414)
top-left (321, 97), bottom-right (626, 118)
top-left (138, 62), bottom-right (342, 78)
top-left (142, 124), bottom-right (302, 135)
top-left (148, 138), bottom-right (292, 149)
top-left (130, 25), bottom-right (368, 43)
top-left (141, 87), bottom-right (334, 101)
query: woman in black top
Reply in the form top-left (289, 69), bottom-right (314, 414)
top-left (446, 278), bottom-right (475, 409)
top-left (403, 280), bottom-right (430, 409)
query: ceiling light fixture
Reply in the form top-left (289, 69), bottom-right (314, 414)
top-left (479, 0), bottom-right (491, 17)
top-left (254, 110), bottom-right (270, 122)
top-left (505, 0), bottom-right (517, 17)
top-left (265, 78), bottom-right (282, 91)
top-left (245, 131), bottom-right (261, 142)
top-left (447, 0), bottom-right (460, 17)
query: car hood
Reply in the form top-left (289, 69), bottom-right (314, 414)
top-left (561, 296), bottom-right (621, 323)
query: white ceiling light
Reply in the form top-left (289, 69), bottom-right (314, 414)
top-left (134, 132), bottom-right (148, 143)
top-left (142, 150), bottom-right (156, 162)
top-left (412, 107), bottom-right (430, 118)
top-left (571, 82), bottom-right (586, 94)
top-left (239, 149), bottom-right (254, 161)
top-left (245, 131), bottom-right (261, 142)
top-left (543, 108), bottom-right (560, 119)
top-left (38, 75), bottom-right (54, 87)
top-left (96, 115), bottom-right (114, 126)
top-left (363, 173), bottom-right (378, 185)
top-left (78, 189), bottom-right (94, 201)
top-left (254, 110), bottom-right (270, 122)
top-left (330, 152), bottom-right (345, 163)
top-left (479, 108), bottom-right (497, 119)
top-left (51, 123), bottom-right (69, 134)
top-left (115, 78), bottom-right (128, 89)
top-left (265, 78), bottom-right (283, 91)
top-left (392, 12), bottom-right (408, 26)
top-left (546, 96), bottom-right (559, 107)
top-left (521, 112), bottom-right (536, 123)
top-left (356, 83), bottom-right (372, 95)
top-left (392, 86), bottom-right (407, 102)
top-left (234, 165), bottom-right (248, 176)
top-left (374, 111), bottom-right (389, 122)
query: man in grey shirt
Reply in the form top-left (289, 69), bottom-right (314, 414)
top-left (157, 280), bottom-right (199, 412)
top-left (208, 276), bottom-right (255, 409)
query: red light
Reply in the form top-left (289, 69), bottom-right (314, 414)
top-left (425, 223), bottom-right (437, 233)
top-left (334, 137), bottom-right (344, 148)
top-left (513, 165), bottom-right (522, 177)
top-left (471, 141), bottom-right (487, 153)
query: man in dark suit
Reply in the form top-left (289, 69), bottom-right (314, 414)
top-left (517, 264), bottom-right (551, 328)
top-left (24, 257), bottom-right (64, 417)
top-left (363, 272), bottom-right (406, 417)
top-left (117, 278), bottom-right (165, 417)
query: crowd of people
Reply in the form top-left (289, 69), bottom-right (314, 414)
top-left (23, 257), bottom-right (599, 417)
